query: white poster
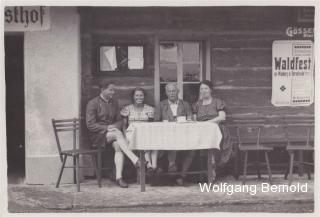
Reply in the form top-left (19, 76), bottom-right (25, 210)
top-left (103, 47), bottom-right (117, 71)
top-left (4, 6), bottom-right (50, 31)
top-left (271, 40), bottom-right (314, 106)
top-left (128, 46), bottom-right (144, 69)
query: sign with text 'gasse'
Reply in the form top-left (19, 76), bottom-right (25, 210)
top-left (272, 40), bottom-right (314, 107)
top-left (5, 6), bottom-right (50, 31)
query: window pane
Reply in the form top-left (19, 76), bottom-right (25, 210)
top-left (160, 43), bottom-right (177, 63)
top-left (115, 46), bottom-right (128, 70)
top-left (160, 83), bottom-right (167, 102)
top-left (100, 46), bottom-right (117, 71)
top-left (160, 63), bottom-right (177, 82)
top-left (183, 63), bottom-right (200, 82)
top-left (128, 46), bottom-right (144, 69)
top-left (182, 43), bottom-right (200, 62)
top-left (160, 43), bottom-right (178, 82)
top-left (183, 83), bottom-right (200, 105)
top-left (100, 45), bottom-right (145, 72)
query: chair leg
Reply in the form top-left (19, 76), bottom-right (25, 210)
top-left (298, 150), bottom-right (304, 177)
top-left (256, 151), bottom-right (261, 179)
top-left (307, 165), bottom-right (311, 180)
top-left (56, 155), bottom-right (67, 188)
top-left (288, 151), bottom-right (295, 186)
top-left (284, 167), bottom-right (289, 180)
top-left (92, 154), bottom-right (101, 187)
top-left (207, 149), bottom-right (214, 184)
top-left (242, 151), bottom-right (248, 185)
top-left (140, 151), bottom-right (146, 192)
top-left (136, 169), bottom-right (141, 184)
top-left (136, 150), bottom-right (141, 184)
top-left (306, 151), bottom-right (311, 180)
top-left (97, 151), bottom-right (102, 185)
top-left (264, 151), bottom-right (272, 185)
top-left (73, 156), bottom-right (77, 184)
top-left (75, 155), bottom-right (80, 192)
top-left (233, 145), bottom-right (240, 180)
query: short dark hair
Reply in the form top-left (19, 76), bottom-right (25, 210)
top-left (99, 80), bottom-right (115, 90)
top-left (199, 80), bottom-right (213, 91)
top-left (131, 87), bottom-right (146, 100)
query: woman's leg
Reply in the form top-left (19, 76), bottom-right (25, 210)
top-left (106, 129), bottom-right (139, 164)
top-left (181, 150), bottom-right (196, 178)
top-left (151, 150), bottom-right (159, 169)
top-left (145, 151), bottom-right (152, 168)
top-left (112, 142), bottom-right (124, 180)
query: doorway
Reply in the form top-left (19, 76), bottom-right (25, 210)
top-left (5, 34), bottom-right (25, 184)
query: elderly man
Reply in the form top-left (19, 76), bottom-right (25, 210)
top-left (86, 81), bottom-right (140, 188)
top-left (155, 83), bottom-right (195, 186)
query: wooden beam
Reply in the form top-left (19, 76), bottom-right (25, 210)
top-left (205, 39), bottom-right (211, 81)
top-left (154, 34), bottom-right (160, 107)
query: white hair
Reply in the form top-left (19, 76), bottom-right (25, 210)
top-left (165, 83), bottom-right (179, 92)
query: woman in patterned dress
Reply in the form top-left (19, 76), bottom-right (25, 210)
top-left (120, 87), bottom-right (158, 174)
top-left (192, 80), bottom-right (233, 176)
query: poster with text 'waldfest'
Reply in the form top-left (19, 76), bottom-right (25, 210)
top-left (272, 40), bottom-right (314, 107)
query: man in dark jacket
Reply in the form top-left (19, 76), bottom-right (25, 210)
top-left (155, 83), bottom-right (195, 186)
top-left (86, 81), bottom-right (140, 188)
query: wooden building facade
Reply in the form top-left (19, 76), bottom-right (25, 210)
top-left (79, 7), bottom-right (314, 146)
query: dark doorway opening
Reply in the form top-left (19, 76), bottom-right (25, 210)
top-left (5, 34), bottom-right (25, 184)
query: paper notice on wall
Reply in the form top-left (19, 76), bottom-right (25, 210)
top-left (271, 40), bottom-right (314, 106)
top-left (128, 46), bottom-right (144, 69)
top-left (103, 47), bottom-right (117, 71)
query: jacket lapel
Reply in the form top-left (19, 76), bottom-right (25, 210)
top-left (164, 100), bottom-right (174, 120)
top-left (177, 99), bottom-right (184, 116)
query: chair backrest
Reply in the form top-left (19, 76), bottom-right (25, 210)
top-left (227, 115), bottom-right (314, 148)
top-left (227, 117), bottom-right (266, 146)
top-left (52, 118), bottom-right (80, 161)
top-left (280, 116), bottom-right (314, 147)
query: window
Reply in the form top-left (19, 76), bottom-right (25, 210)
top-left (98, 44), bottom-right (145, 73)
top-left (159, 41), bottom-right (203, 103)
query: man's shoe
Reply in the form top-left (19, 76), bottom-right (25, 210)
top-left (155, 167), bottom-right (163, 174)
top-left (146, 167), bottom-right (154, 177)
top-left (168, 164), bottom-right (177, 173)
top-left (176, 177), bottom-right (184, 186)
top-left (116, 178), bottom-right (128, 188)
top-left (135, 160), bottom-right (141, 170)
top-left (109, 168), bottom-right (116, 182)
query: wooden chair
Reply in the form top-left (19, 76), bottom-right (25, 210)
top-left (229, 117), bottom-right (273, 185)
top-left (52, 118), bottom-right (102, 192)
top-left (282, 116), bottom-right (314, 186)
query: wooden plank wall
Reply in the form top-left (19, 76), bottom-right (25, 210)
top-left (211, 34), bottom-right (314, 118)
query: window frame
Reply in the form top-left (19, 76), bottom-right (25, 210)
top-left (159, 40), bottom-right (203, 100)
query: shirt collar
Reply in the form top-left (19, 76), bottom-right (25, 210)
top-left (168, 99), bottom-right (179, 105)
top-left (100, 94), bottom-right (110, 104)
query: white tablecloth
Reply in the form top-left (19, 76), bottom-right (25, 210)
top-left (128, 122), bottom-right (222, 150)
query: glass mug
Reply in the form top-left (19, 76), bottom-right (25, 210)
top-left (147, 111), bottom-right (154, 122)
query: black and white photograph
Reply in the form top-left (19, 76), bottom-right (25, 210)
top-left (0, 0), bottom-right (318, 215)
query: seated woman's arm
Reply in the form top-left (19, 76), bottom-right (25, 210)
top-left (206, 111), bottom-right (226, 123)
top-left (122, 117), bottom-right (128, 133)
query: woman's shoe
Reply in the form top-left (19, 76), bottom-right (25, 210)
top-left (116, 178), bottom-right (128, 188)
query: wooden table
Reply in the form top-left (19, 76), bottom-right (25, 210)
top-left (129, 121), bottom-right (222, 192)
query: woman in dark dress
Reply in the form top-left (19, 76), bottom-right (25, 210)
top-left (192, 80), bottom-right (233, 177)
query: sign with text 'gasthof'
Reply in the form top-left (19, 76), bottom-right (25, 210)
top-left (4, 6), bottom-right (50, 31)
top-left (272, 40), bottom-right (314, 107)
